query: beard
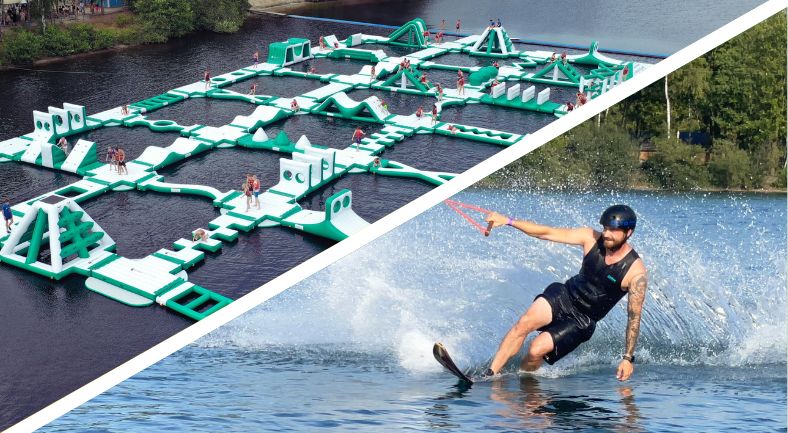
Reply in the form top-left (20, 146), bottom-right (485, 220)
top-left (603, 236), bottom-right (627, 251)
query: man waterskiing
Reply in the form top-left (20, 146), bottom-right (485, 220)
top-left (481, 205), bottom-right (648, 381)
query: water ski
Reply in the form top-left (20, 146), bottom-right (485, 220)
top-left (433, 342), bottom-right (473, 383)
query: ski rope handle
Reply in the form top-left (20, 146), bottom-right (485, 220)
top-left (444, 199), bottom-right (496, 236)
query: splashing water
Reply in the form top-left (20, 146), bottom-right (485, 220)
top-left (203, 188), bottom-right (786, 377)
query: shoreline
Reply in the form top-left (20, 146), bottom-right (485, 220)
top-left (248, 0), bottom-right (334, 13)
top-left (478, 183), bottom-right (788, 194)
top-left (0, 1), bottom-right (313, 71)
top-left (0, 44), bottom-right (133, 71)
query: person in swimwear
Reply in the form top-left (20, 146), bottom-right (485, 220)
top-left (243, 176), bottom-right (252, 211)
top-left (431, 104), bottom-right (439, 126)
top-left (115, 147), bottom-right (127, 175)
top-left (106, 146), bottom-right (116, 172)
top-left (483, 205), bottom-right (648, 381)
top-left (192, 229), bottom-right (208, 242)
top-left (57, 137), bottom-right (69, 154)
top-left (251, 174), bottom-right (261, 209)
top-left (352, 126), bottom-right (365, 151)
top-left (3, 199), bottom-right (13, 233)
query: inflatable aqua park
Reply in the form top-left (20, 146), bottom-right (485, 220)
top-left (0, 20), bottom-right (649, 321)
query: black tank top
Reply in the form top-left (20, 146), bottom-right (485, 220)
top-left (564, 237), bottom-right (640, 321)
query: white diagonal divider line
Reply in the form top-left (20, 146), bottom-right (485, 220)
top-left (9, 1), bottom-right (787, 431)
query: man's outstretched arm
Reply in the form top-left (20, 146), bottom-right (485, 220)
top-left (617, 273), bottom-right (648, 381)
top-left (485, 211), bottom-right (596, 247)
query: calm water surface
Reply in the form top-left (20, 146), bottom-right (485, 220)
top-left (276, 0), bottom-right (767, 55)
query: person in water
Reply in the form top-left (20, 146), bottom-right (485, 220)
top-left (483, 205), bottom-right (647, 381)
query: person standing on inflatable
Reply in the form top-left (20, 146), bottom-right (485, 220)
top-left (483, 205), bottom-right (648, 381)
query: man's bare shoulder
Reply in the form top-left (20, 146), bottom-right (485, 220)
top-left (624, 258), bottom-right (647, 290)
top-left (578, 227), bottom-right (599, 253)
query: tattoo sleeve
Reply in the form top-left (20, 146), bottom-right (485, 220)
top-left (625, 274), bottom-right (648, 357)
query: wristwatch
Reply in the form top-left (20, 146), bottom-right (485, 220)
top-left (622, 354), bottom-right (635, 363)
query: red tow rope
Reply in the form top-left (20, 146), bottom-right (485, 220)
top-left (444, 199), bottom-right (496, 236)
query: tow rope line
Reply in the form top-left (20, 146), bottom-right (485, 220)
top-left (444, 199), bottom-right (495, 236)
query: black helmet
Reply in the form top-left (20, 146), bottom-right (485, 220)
top-left (600, 205), bottom-right (637, 230)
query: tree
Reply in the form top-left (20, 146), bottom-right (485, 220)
top-left (641, 137), bottom-right (710, 190)
top-left (706, 11), bottom-right (786, 177)
top-left (192, 0), bottom-right (249, 33)
top-left (708, 139), bottom-right (755, 188)
top-left (134, 0), bottom-right (195, 43)
top-left (666, 56), bottom-right (712, 135)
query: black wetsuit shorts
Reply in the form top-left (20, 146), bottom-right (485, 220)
top-left (535, 282), bottom-right (596, 365)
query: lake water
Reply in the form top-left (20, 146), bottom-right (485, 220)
top-left (44, 189), bottom-right (787, 432)
top-left (272, 0), bottom-right (767, 55)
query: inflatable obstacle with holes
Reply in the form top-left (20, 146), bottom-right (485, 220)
top-left (268, 38), bottom-right (314, 67)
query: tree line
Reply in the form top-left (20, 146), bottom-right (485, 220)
top-left (0, 0), bottom-right (250, 65)
top-left (484, 12), bottom-right (786, 191)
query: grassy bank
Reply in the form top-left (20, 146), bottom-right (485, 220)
top-left (0, 0), bottom-right (249, 66)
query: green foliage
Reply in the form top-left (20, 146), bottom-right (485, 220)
top-left (37, 24), bottom-right (122, 57)
top-left (666, 57), bottom-right (712, 133)
top-left (114, 14), bottom-right (137, 28)
top-left (641, 138), bottom-right (710, 190)
top-left (135, 0), bottom-right (195, 43)
top-left (0, 22), bottom-right (139, 64)
top-left (41, 26), bottom-right (82, 56)
top-left (192, 0), bottom-right (249, 33)
top-left (707, 12), bottom-right (786, 150)
top-left (775, 167), bottom-right (787, 189)
top-left (67, 24), bottom-right (99, 51)
top-left (94, 28), bottom-right (117, 50)
top-left (611, 77), bottom-right (667, 138)
top-left (0, 0), bottom-right (249, 63)
top-left (484, 123), bottom-right (638, 191)
top-left (1, 29), bottom-right (44, 64)
top-left (707, 139), bottom-right (755, 188)
top-left (114, 26), bottom-right (145, 45)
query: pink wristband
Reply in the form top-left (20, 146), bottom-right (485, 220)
top-left (507, 217), bottom-right (514, 226)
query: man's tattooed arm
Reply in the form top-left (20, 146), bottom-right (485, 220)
top-left (625, 274), bottom-right (648, 357)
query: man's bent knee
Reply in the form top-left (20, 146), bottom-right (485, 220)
top-left (527, 343), bottom-right (550, 360)
top-left (527, 333), bottom-right (554, 360)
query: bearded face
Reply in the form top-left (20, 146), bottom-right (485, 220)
top-left (601, 227), bottom-right (632, 251)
